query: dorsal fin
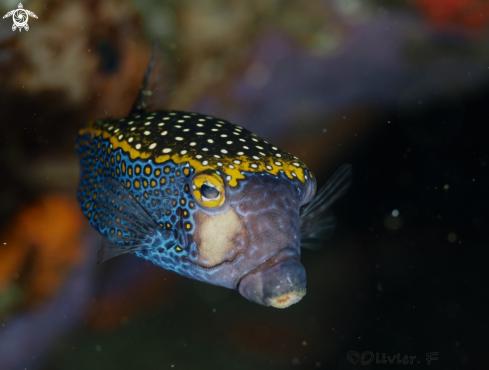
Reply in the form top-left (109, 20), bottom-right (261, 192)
top-left (130, 41), bottom-right (174, 114)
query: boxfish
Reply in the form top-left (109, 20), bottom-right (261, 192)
top-left (76, 45), bottom-right (351, 308)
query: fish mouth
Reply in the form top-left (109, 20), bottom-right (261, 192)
top-left (237, 248), bottom-right (306, 309)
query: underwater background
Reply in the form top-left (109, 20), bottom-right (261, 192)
top-left (0, 0), bottom-right (487, 369)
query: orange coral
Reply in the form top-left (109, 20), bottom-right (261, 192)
top-left (0, 194), bottom-right (86, 308)
top-left (418, 0), bottom-right (489, 31)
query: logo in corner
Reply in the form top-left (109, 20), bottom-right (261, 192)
top-left (2, 3), bottom-right (38, 32)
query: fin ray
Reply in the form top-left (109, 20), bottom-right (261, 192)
top-left (300, 164), bottom-right (352, 249)
top-left (95, 176), bottom-right (174, 262)
top-left (130, 41), bottom-right (175, 113)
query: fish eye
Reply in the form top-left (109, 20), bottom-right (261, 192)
top-left (191, 173), bottom-right (226, 208)
top-left (201, 182), bottom-right (220, 201)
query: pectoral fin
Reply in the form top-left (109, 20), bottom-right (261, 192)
top-left (300, 164), bottom-right (352, 249)
top-left (95, 177), bottom-right (174, 263)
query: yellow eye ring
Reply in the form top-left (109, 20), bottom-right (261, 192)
top-left (191, 172), bottom-right (226, 208)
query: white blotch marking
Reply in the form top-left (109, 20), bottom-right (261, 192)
top-left (202, 160), bottom-right (209, 165)
top-left (149, 143), bottom-right (157, 149)
top-left (128, 137), bottom-right (134, 143)
top-left (208, 139), bottom-right (214, 143)
top-left (237, 151), bottom-right (244, 155)
top-left (135, 144), bottom-right (141, 150)
top-left (217, 162), bottom-right (223, 166)
top-left (275, 161), bottom-right (282, 166)
top-left (226, 141), bottom-right (233, 144)
top-left (161, 131), bottom-right (168, 136)
top-left (175, 137), bottom-right (184, 141)
top-left (190, 142), bottom-right (196, 146)
top-left (181, 150), bottom-right (188, 155)
top-left (293, 162), bottom-right (300, 167)
top-left (221, 149), bottom-right (228, 154)
top-left (196, 132), bottom-right (205, 135)
top-left (144, 122), bottom-right (151, 126)
top-left (144, 131), bottom-right (151, 135)
top-left (163, 148), bottom-right (172, 153)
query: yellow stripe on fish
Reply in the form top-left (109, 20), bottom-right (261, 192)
top-left (78, 111), bottom-right (310, 187)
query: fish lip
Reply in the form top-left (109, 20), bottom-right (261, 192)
top-left (236, 247), bottom-right (299, 287)
top-left (237, 247), bottom-right (306, 308)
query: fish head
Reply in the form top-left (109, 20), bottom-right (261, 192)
top-left (187, 164), bottom-right (317, 308)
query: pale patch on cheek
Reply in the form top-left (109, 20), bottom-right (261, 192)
top-left (194, 208), bottom-right (241, 268)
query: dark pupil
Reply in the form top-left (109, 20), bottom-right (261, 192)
top-left (201, 184), bottom-right (220, 199)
